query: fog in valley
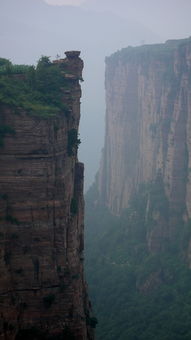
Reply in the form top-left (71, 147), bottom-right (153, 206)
top-left (2, 2), bottom-right (191, 339)
top-left (1, 0), bottom-right (191, 189)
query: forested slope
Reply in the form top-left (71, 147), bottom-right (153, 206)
top-left (85, 38), bottom-right (191, 340)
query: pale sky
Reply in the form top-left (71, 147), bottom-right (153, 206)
top-left (43, 0), bottom-right (191, 39)
top-left (2, 0), bottom-right (191, 188)
top-left (44, 0), bottom-right (86, 5)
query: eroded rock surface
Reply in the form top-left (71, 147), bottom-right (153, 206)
top-left (0, 52), bottom-right (94, 340)
top-left (98, 38), bottom-right (191, 253)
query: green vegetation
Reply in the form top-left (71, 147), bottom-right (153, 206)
top-left (86, 316), bottom-right (98, 329)
top-left (57, 265), bottom-right (61, 273)
top-left (107, 37), bottom-right (191, 67)
top-left (70, 197), bottom-right (78, 215)
top-left (43, 294), bottom-right (55, 308)
top-left (85, 178), bottom-right (191, 340)
top-left (0, 57), bottom-right (31, 75)
top-left (0, 125), bottom-right (15, 146)
top-left (4, 251), bottom-right (11, 265)
top-left (5, 214), bottom-right (20, 225)
top-left (0, 193), bottom-right (8, 200)
top-left (67, 129), bottom-right (81, 156)
top-left (0, 56), bottom-right (70, 119)
top-left (59, 282), bottom-right (67, 292)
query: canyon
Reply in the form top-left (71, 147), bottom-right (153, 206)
top-left (0, 52), bottom-right (94, 340)
top-left (86, 37), bottom-right (191, 340)
top-left (98, 37), bottom-right (191, 253)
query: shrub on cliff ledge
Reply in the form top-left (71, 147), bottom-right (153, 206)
top-left (70, 197), bottom-right (78, 215)
top-left (43, 294), bottom-right (55, 308)
top-left (0, 56), bottom-right (70, 118)
top-left (0, 125), bottom-right (15, 146)
top-left (67, 129), bottom-right (81, 156)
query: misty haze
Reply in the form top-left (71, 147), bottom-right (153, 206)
top-left (1, 1), bottom-right (191, 339)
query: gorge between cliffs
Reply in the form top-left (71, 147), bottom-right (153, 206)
top-left (86, 37), bottom-right (191, 340)
top-left (1, 36), bottom-right (191, 340)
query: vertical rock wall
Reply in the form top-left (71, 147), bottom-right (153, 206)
top-left (0, 52), bottom-right (94, 340)
top-left (97, 38), bottom-right (191, 255)
top-left (99, 38), bottom-right (191, 219)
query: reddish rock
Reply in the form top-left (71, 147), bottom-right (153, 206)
top-left (0, 52), bottom-right (94, 340)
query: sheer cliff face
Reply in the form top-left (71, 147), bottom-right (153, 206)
top-left (97, 39), bottom-right (191, 255)
top-left (0, 53), bottom-right (93, 340)
top-left (99, 39), bottom-right (191, 218)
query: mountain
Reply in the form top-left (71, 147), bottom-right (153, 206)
top-left (85, 37), bottom-right (191, 340)
top-left (0, 0), bottom-right (159, 188)
top-left (0, 52), bottom-right (94, 339)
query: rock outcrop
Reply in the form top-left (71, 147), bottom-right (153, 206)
top-left (98, 37), bottom-right (191, 252)
top-left (0, 52), bottom-right (94, 340)
top-left (85, 38), bottom-right (191, 340)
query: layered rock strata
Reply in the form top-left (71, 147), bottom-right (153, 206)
top-left (0, 52), bottom-right (94, 340)
top-left (98, 38), bottom-right (191, 252)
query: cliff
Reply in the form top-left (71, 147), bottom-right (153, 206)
top-left (98, 37), bottom-right (191, 252)
top-left (0, 52), bottom-right (94, 340)
top-left (85, 38), bottom-right (191, 340)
